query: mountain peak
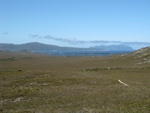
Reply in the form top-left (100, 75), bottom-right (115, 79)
top-left (91, 44), bottom-right (134, 51)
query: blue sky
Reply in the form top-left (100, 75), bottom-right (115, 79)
top-left (0, 0), bottom-right (150, 49)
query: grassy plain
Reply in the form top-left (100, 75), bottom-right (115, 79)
top-left (0, 51), bottom-right (150, 113)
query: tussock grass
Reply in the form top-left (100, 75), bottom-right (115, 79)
top-left (0, 52), bottom-right (150, 112)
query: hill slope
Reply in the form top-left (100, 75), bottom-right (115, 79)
top-left (130, 46), bottom-right (150, 66)
top-left (115, 46), bottom-right (150, 68)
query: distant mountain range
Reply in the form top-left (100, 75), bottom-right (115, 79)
top-left (0, 42), bottom-right (76, 51)
top-left (91, 44), bottom-right (134, 51)
top-left (0, 42), bottom-right (134, 51)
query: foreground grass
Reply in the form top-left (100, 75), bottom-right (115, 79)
top-left (0, 52), bottom-right (150, 112)
top-left (1, 69), bottom-right (150, 113)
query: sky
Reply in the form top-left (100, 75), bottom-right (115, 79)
top-left (0, 0), bottom-right (150, 49)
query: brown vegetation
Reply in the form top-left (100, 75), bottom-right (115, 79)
top-left (0, 50), bottom-right (150, 112)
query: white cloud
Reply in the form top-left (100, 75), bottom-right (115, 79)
top-left (28, 34), bottom-right (150, 49)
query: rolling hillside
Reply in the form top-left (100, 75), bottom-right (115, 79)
top-left (113, 46), bottom-right (150, 68)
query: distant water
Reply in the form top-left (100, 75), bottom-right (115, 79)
top-left (32, 50), bottom-right (134, 56)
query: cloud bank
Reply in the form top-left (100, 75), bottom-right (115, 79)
top-left (29, 34), bottom-right (150, 49)
top-left (29, 34), bottom-right (84, 44)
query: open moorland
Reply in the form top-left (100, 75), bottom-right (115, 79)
top-left (0, 47), bottom-right (150, 113)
